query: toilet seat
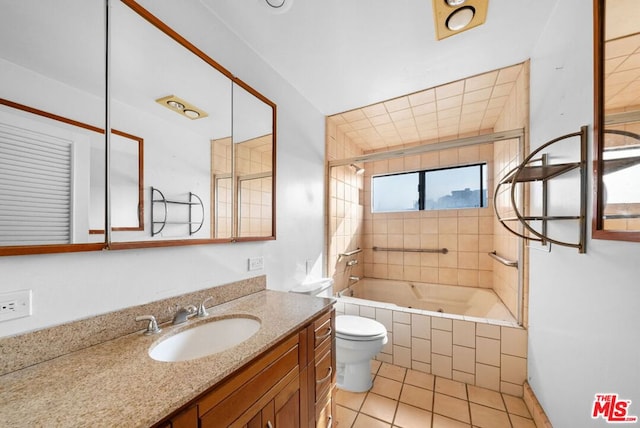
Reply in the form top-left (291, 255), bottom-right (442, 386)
top-left (336, 315), bottom-right (387, 341)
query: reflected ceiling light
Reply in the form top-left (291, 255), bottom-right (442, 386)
top-left (446, 6), bottom-right (475, 31)
top-left (265, 0), bottom-right (286, 8)
top-left (155, 95), bottom-right (208, 120)
top-left (432, 0), bottom-right (488, 40)
top-left (263, 0), bottom-right (294, 14)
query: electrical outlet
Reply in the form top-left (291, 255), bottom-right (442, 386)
top-left (0, 290), bottom-right (32, 322)
top-left (248, 257), bottom-right (264, 271)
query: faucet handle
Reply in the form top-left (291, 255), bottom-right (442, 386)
top-left (135, 315), bottom-right (162, 335)
top-left (197, 297), bottom-right (214, 318)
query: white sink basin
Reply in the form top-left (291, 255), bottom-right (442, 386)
top-left (149, 316), bottom-right (261, 362)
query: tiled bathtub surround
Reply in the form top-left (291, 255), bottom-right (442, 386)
top-left (335, 298), bottom-right (528, 397)
top-left (0, 275), bottom-right (266, 376)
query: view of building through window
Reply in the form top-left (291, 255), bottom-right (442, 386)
top-left (372, 163), bottom-right (487, 213)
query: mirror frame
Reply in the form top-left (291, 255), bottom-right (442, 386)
top-left (592, 0), bottom-right (640, 242)
top-left (108, 0), bottom-right (276, 250)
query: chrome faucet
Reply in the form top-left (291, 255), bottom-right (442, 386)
top-left (135, 315), bottom-right (161, 335)
top-left (172, 304), bottom-right (197, 325)
top-left (349, 275), bottom-right (360, 282)
top-left (346, 260), bottom-right (358, 267)
top-left (197, 297), bottom-right (213, 318)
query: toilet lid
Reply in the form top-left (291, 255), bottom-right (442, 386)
top-left (336, 315), bottom-right (387, 339)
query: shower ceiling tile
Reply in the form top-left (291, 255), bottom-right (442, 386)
top-left (327, 63), bottom-right (524, 153)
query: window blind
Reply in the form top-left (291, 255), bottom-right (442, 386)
top-left (0, 122), bottom-right (72, 245)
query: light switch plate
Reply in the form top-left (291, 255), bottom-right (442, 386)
top-left (248, 257), bottom-right (264, 271)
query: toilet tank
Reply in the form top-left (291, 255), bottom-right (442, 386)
top-left (290, 278), bottom-right (334, 298)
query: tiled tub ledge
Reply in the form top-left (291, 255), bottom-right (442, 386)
top-left (0, 275), bottom-right (267, 375)
top-left (335, 296), bottom-right (528, 397)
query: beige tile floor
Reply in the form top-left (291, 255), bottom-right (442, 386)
top-left (335, 361), bottom-right (536, 428)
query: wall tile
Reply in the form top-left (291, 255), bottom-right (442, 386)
top-left (432, 354), bottom-right (453, 379)
top-left (476, 337), bottom-right (501, 366)
top-left (345, 303), bottom-right (360, 315)
top-left (411, 314), bottom-right (431, 339)
top-left (476, 323), bottom-right (500, 339)
top-left (453, 370), bottom-right (475, 385)
top-left (453, 345), bottom-right (476, 374)
top-left (501, 354), bottom-right (527, 384)
top-left (432, 317), bottom-right (453, 331)
top-left (453, 320), bottom-right (476, 347)
top-left (393, 322), bottom-right (412, 347)
top-left (376, 308), bottom-right (393, 331)
top-left (412, 361), bottom-right (431, 374)
top-left (411, 337), bottom-right (431, 363)
top-left (501, 326), bottom-right (528, 358)
top-left (393, 310), bottom-right (411, 324)
top-left (359, 305), bottom-right (376, 319)
top-left (476, 363), bottom-right (500, 391)
top-left (394, 345), bottom-right (412, 368)
top-left (432, 329), bottom-right (453, 356)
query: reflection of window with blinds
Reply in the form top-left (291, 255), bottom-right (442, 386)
top-left (0, 122), bottom-right (72, 245)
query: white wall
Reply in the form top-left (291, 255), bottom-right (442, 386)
top-left (0, 1), bottom-right (326, 337)
top-left (528, 1), bottom-right (640, 426)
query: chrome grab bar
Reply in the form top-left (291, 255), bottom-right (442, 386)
top-left (373, 246), bottom-right (448, 254)
top-left (488, 251), bottom-right (518, 267)
top-left (338, 248), bottom-right (362, 260)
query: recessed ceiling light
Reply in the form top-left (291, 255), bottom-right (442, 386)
top-left (183, 109), bottom-right (200, 119)
top-left (446, 6), bottom-right (475, 31)
top-left (432, 0), bottom-right (488, 40)
top-left (155, 95), bottom-right (208, 120)
top-left (166, 100), bottom-right (185, 110)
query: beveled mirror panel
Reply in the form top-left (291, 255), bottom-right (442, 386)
top-left (110, 0), bottom-right (233, 244)
top-left (594, 0), bottom-right (640, 241)
top-left (232, 82), bottom-right (276, 240)
top-left (0, 0), bottom-right (106, 255)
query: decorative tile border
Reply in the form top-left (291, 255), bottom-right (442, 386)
top-left (335, 296), bottom-right (528, 396)
top-left (0, 275), bottom-right (266, 376)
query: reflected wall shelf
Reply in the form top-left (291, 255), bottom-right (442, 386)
top-left (494, 126), bottom-right (588, 253)
top-left (151, 187), bottom-right (204, 237)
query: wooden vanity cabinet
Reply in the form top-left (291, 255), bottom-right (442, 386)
top-left (153, 308), bottom-right (335, 428)
top-left (301, 309), bottom-right (336, 428)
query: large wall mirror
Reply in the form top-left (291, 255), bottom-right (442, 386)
top-left (594, 0), bottom-right (640, 241)
top-left (0, 0), bottom-right (276, 255)
top-left (110, 0), bottom-right (276, 248)
top-left (0, 0), bottom-right (107, 255)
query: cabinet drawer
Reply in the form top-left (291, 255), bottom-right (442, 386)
top-left (314, 348), bottom-right (333, 400)
top-left (313, 311), bottom-right (333, 349)
top-left (200, 338), bottom-right (299, 427)
top-left (315, 388), bottom-right (333, 428)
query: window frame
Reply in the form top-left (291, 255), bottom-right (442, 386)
top-left (371, 162), bottom-right (488, 214)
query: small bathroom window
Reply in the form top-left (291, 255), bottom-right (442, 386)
top-left (372, 163), bottom-right (487, 213)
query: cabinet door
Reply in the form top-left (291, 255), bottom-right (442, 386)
top-left (275, 389), bottom-right (299, 428)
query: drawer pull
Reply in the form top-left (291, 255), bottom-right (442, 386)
top-left (266, 421), bottom-right (273, 428)
top-left (327, 415), bottom-right (333, 428)
top-left (316, 366), bottom-right (333, 384)
top-left (316, 327), bottom-right (332, 341)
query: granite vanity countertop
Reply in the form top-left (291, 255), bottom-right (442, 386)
top-left (0, 290), bottom-right (334, 427)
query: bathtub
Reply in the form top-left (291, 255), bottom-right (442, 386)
top-left (338, 278), bottom-right (516, 323)
top-left (333, 277), bottom-right (526, 395)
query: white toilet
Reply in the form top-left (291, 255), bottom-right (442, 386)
top-left (290, 278), bottom-right (388, 393)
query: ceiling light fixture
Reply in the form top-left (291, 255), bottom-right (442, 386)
top-left (432, 0), bottom-right (488, 40)
top-left (265, 0), bottom-right (286, 8)
top-left (155, 95), bottom-right (208, 120)
top-left (446, 6), bottom-right (475, 31)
